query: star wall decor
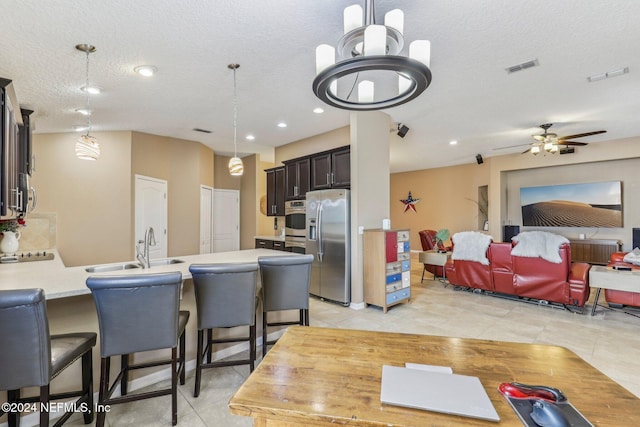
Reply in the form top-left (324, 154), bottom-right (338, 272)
top-left (400, 191), bottom-right (421, 213)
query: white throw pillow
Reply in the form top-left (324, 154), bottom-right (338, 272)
top-left (451, 231), bottom-right (493, 265)
top-left (511, 231), bottom-right (569, 264)
top-left (623, 247), bottom-right (640, 265)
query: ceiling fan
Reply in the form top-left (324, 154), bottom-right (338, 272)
top-left (495, 123), bottom-right (607, 155)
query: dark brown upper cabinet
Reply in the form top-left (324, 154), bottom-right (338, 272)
top-left (284, 157), bottom-right (310, 200)
top-left (265, 166), bottom-right (285, 216)
top-left (311, 146), bottom-right (350, 190)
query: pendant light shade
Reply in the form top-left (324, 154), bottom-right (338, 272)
top-left (228, 156), bottom-right (244, 176)
top-left (75, 134), bottom-right (100, 161)
top-left (228, 63), bottom-right (244, 176)
top-left (75, 44), bottom-right (100, 160)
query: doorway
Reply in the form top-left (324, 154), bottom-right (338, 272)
top-left (213, 189), bottom-right (240, 252)
top-left (134, 175), bottom-right (168, 260)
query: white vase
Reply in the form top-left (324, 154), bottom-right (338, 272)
top-left (0, 230), bottom-right (21, 254)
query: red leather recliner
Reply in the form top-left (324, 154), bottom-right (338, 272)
top-left (445, 242), bottom-right (591, 307)
top-left (419, 229), bottom-right (452, 278)
top-left (604, 252), bottom-right (640, 307)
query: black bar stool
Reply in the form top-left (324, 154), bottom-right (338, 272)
top-left (189, 262), bottom-right (259, 397)
top-left (258, 254), bottom-right (314, 357)
top-left (0, 288), bottom-right (96, 427)
top-left (86, 272), bottom-right (189, 427)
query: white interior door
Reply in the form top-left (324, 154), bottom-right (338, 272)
top-left (200, 185), bottom-right (213, 254)
top-left (213, 189), bottom-right (239, 252)
top-left (135, 175), bottom-right (168, 260)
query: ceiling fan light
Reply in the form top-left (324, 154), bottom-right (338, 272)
top-left (543, 142), bottom-right (554, 152)
top-left (550, 145), bottom-right (558, 154)
top-left (531, 146), bottom-right (541, 155)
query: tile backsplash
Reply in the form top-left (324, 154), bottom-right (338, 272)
top-left (10, 212), bottom-right (56, 250)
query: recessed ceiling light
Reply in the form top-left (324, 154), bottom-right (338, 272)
top-left (245, 134), bottom-right (255, 141)
top-left (134, 65), bottom-right (158, 77)
top-left (313, 107), bottom-right (324, 114)
top-left (81, 86), bottom-right (101, 94)
top-left (277, 122), bottom-right (287, 128)
top-left (449, 140), bottom-right (458, 145)
top-left (75, 108), bottom-right (92, 116)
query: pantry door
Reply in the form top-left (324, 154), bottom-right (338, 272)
top-left (212, 189), bottom-right (239, 252)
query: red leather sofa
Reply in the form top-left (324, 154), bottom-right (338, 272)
top-left (444, 242), bottom-right (591, 308)
top-left (605, 252), bottom-right (640, 307)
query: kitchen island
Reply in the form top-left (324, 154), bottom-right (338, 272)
top-left (0, 247), bottom-right (298, 424)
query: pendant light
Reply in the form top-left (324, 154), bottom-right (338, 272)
top-left (75, 44), bottom-right (100, 160)
top-left (228, 63), bottom-right (244, 176)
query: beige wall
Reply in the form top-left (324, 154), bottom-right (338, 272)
top-left (392, 136), bottom-right (640, 253)
top-left (31, 131), bottom-right (215, 266)
top-left (31, 131), bottom-right (133, 266)
top-left (274, 126), bottom-right (350, 165)
top-left (391, 160), bottom-right (491, 251)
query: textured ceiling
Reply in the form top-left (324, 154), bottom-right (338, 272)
top-left (1, 0), bottom-right (640, 172)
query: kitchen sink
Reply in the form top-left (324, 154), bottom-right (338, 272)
top-left (149, 258), bottom-right (185, 267)
top-left (85, 262), bottom-right (142, 273)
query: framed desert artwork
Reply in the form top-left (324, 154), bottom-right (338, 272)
top-left (520, 181), bottom-right (622, 227)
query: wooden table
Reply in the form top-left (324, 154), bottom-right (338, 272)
top-left (418, 250), bottom-right (451, 282)
top-left (229, 326), bottom-right (640, 426)
top-left (589, 265), bottom-right (640, 315)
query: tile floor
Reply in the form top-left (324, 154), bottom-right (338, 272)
top-left (63, 256), bottom-right (640, 426)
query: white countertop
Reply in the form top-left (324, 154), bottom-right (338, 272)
top-left (0, 248), bottom-right (293, 299)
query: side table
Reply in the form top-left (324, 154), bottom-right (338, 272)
top-left (418, 250), bottom-right (451, 284)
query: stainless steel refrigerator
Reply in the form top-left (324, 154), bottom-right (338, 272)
top-left (305, 189), bottom-right (351, 306)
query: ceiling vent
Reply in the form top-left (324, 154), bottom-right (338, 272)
top-left (505, 59), bottom-right (539, 74)
top-left (193, 128), bottom-right (212, 134)
top-left (559, 147), bottom-right (575, 155)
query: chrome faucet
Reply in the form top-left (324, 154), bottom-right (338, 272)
top-left (136, 226), bottom-right (156, 268)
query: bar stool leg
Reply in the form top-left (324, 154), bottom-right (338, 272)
top-left (39, 385), bottom-right (50, 427)
top-left (179, 330), bottom-right (186, 385)
top-left (206, 329), bottom-right (213, 363)
top-left (262, 311), bottom-right (268, 358)
top-left (7, 389), bottom-right (19, 427)
top-left (96, 357), bottom-right (110, 427)
top-left (171, 347), bottom-right (178, 426)
top-left (194, 330), bottom-right (203, 397)
top-left (249, 321), bottom-right (256, 372)
top-left (82, 349), bottom-right (94, 423)
top-left (121, 354), bottom-right (129, 395)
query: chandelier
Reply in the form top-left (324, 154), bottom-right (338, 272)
top-left (312, 0), bottom-right (432, 111)
top-left (227, 63), bottom-right (244, 176)
top-left (75, 44), bottom-right (100, 160)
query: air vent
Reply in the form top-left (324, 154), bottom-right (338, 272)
top-left (559, 147), bottom-right (575, 155)
top-left (193, 128), bottom-right (212, 133)
top-left (505, 59), bottom-right (539, 74)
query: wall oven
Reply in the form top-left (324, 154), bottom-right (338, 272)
top-left (285, 200), bottom-right (306, 253)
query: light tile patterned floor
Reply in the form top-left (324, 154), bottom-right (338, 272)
top-left (65, 255), bottom-right (640, 426)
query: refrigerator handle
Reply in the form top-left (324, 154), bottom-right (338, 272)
top-left (317, 201), bottom-right (323, 262)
